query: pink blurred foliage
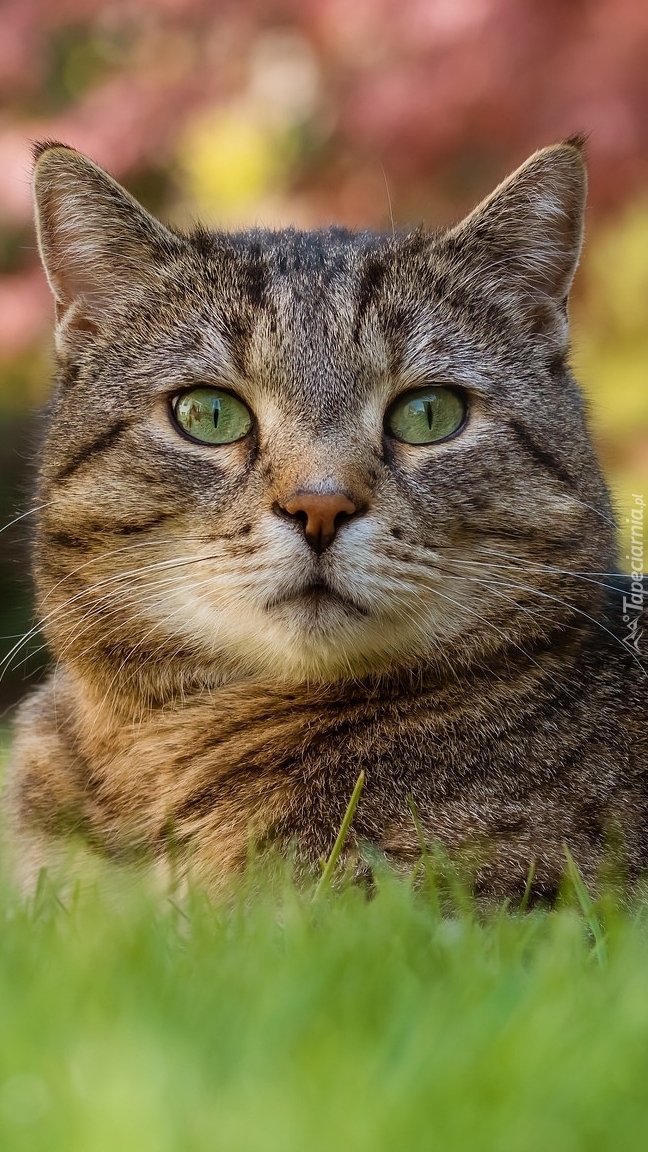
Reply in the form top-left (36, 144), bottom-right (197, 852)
top-left (0, 270), bottom-right (51, 357)
top-left (1, 0), bottom-right (647, 210)
top-left (307, 0), bottom-right (648, 204)
top-left (0, 1), bottom-right (238, 227)
top-left (0, 0), bottom-right (647, 357)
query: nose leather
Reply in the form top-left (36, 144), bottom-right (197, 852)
top-left (281, 492), bottom-right (358, 553)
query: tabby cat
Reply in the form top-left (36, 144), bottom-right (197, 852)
top-left (4, 137), bottom-right (647, 899)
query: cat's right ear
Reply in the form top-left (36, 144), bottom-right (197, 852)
top-left (32, 142), bottom-right (180, 355)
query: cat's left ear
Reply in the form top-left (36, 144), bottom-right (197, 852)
top-left (32, 141), bottom-right (182, 355)
top-left (448, 139), bottom-right (587, 349)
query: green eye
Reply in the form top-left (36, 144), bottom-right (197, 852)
top-left (386, 387), bottom-right (466, 445)
top-left (173, 387), bottom-right (253, 445)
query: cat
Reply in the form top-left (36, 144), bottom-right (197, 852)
top-left (3, 136), bottom-right (647, 900)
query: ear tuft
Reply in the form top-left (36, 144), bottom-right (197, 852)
top-left (31, 139), bottom-right (72, 165)
top-left (563, 131), bottom-right (589, 154)
top-left (449, 142), bottom-right (588, 348)
top-left (32, 144), bottom-right (180, 355)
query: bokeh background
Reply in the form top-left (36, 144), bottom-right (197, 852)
top-left (1, 0), bottom-right (647, 708)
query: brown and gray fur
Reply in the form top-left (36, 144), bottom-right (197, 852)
top-left (4, 137), bottom-right (647, 899)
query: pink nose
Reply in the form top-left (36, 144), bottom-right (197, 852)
top-left (280, 491), bottom-right (359, 553)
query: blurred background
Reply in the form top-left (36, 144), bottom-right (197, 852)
top-left (0, 0), bottom-right (647, 708)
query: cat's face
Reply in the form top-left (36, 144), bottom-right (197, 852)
top-left (31, 141), bottom-right (615, 695)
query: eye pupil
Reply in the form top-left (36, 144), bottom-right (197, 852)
top-left (423, 400), bottom-right (434, 430)
top-left (213, 402), bottom-right (220, 429)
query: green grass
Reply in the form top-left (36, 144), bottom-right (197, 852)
top-left (0, 747), bottom-right (646, 1150)
top-left (1, 850), bottom-right (648, 1152)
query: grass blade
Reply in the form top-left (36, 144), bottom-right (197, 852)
top-left (407, 795), bottom-right (441, 918)
top-left (519, 859), bottom-right (536, 914)
top-left (563, 843), bottom-right (607, 967)
top-left (313, 771), bottom-right (365, 901)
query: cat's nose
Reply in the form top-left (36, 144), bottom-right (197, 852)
top-left (278, 491), bottom-right (359, 554)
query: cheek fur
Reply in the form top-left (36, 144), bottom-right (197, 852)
top-left (120, 504), bottom-right (482, 683)
top-left (38, 432), bottom-right (592, 689)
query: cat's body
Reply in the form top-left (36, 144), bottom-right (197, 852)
top-left (5, 139), bottom-right (647, 897)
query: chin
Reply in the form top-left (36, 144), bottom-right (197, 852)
top-left (164, 581), bottom-right (444, 685)
top-left (270, 587), bottom-right (368, 635)
top-left (250, 594), bottom-right (426, 684)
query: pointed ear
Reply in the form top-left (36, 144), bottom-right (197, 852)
top-left (448, 139), bottom-right (587, 349)
top-left (32, 142), bottom-right (181, 354)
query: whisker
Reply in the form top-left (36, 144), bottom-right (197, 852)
top-left (12, 553), bottom-right (277, 690)
top-left (0, 551), bottom-right (230, 678)
top-left (391, 573), bottom-right (547, 673)
top-left (443, 546), bottom-right (627, 595)
top-left (468, 572), bottom-right (646, 677)
top-left (39, 534), bottom-right (231, 607)
top-left (568, 495), bottom-right (619, 530)
top-left (0, 501), bottom-right (59, 538)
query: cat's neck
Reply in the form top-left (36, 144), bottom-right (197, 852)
top-left (60, 614), bottom-right (599, 735)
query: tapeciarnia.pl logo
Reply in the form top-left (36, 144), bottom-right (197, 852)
top-left (622, 493), bottom-right (645, 654)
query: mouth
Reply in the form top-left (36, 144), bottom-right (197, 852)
top-left (267, 580), bottom-right (369, 618)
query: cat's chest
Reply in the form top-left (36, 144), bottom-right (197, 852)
top-left (12, 667), bottom-right (646, 898)
top-left (83, 681), bottom-right (630, 872)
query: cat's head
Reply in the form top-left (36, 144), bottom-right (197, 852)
top-left (30, 138), bottom-right (615, 698)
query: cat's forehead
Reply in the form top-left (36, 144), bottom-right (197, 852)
top-left (201, 225), bottom-right (389, 276)
top-left (192, 224), bottom-right (399, 328)
top-left (176, 226), bottom-right (460, 409)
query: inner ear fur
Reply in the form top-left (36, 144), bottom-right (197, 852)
top-left (448, 139), bottom-right (587, 346)
top-left (32, 142), bottom-right (181, 348)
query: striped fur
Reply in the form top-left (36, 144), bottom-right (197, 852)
top-left (5, 140), bottom-right (647, 899)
